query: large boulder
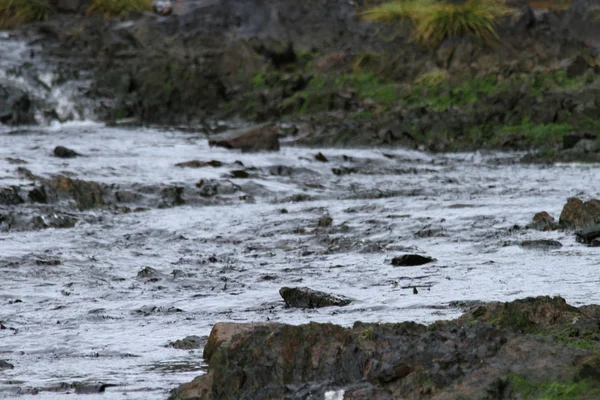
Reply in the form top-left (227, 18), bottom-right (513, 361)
top-left (170, 296), bottom-right (600, 400)
top-left (559, 197), bottom-right (600, 229)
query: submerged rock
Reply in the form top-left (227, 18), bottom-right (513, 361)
top-left (209, 126), bottom-right (280, 152)
top-left (169, 336), bottom-right (204, 350)
top-left (279, 286), bottom-right (351, 308)
top-left (391, 254), bottom-right (434, 266)
top-left (53, 146), bottom-right (80, 158)
top-left (520, 239), bottom-right (563, 250)
top-left (318, 215), bottom-right (333, 227)
top-left (170, 296), bottom-right (600, 400)
top-left (576, 224), bottom-right (600, 245)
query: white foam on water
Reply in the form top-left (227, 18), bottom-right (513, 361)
top-left (0, 125), bottom-right (599, 398)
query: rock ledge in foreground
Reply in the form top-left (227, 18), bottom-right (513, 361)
top-left (170, 296), bottom-right (600, 400)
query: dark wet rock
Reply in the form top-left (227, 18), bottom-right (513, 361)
top-left (171, 296), bottom-right (600, 400)
top-left (415, 224), bottom-right (446, 237)
top-left (332, 167), bottom-right (358, 176)
top-left (35, 258), bottom-right (61, 266)
top-left (0, 187), bottom-right (24, 205)
top-left (159, 186), bottom-right (185, 207)
top-left (529, 211), bottom-right (559, 231)
top-left (0, 211), bottom-right (78, 232)
top-left (317, 215), bottom-right (333, 227)
top-left (391, 254), bottom-right (435, 267)
top-left (6, 157), bottom-right (28, 164)
top-left (74, 383), bottom-right (109, 394)
top-left (314, 152), bottom-right (328, 162)
top-left (520, 239), bottom-right (563, 250)
top-left (564, 0), bottom-right (600, 45)
top-left (229, 170), bottom-right (249, 178)
top-left (279, 286), bottom-right (351, 308)
top-left (195, 179), bottom-right (239, 198)
top-left (0, 84), bottom-right (34, 125)
top-left (44, 175), bottom-right (104, 210)
top-left (28, 187), bottom-right (47, 203)
top-left (566, 54), bottom-right (590, 78)
top-left (576, 224), bottom-right (600, 245)
top-left (559, 197), bottom-right (600, 229)
top-left (53, 146), bottom-right (80, 158)
top-left (137, 266), bottom-right (159, 279)
top-left (169, 335), bottom-right (204, 350)
top-left (209, 125), bottom-right (280, 152)
top-left (592, 238), bottom-right (600, 247)
top-left (134, 305), bottom-right (184, 316)
top-left (175, 160), bottom-right (223, 168)
top-left (562, 132), bottom-right (597, 150)
top-left (16, 167), bottom-right (36, 180)
top-left (0, 360), bottom-right (14, 370)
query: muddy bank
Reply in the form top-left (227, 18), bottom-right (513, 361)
top-left (171, 296), bottom-right (600, 400)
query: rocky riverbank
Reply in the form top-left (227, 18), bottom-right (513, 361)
top-left (170, 296), bottom-right (600, 400)
top-left (1, 0), bottom-right (600, 160)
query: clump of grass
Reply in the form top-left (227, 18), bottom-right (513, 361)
top-left (0, 0), bottom-right (53, 28)
top-left (361, 0), bottom-right (510, 47)
top-left (87, 0), bottom-right (152, 17)
top-left (414, 69), bottom-right (449, 88)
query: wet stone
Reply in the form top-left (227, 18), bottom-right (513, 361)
top-left (6, 157), bottom-right (27, 164)
top-left (230, 170), bottom-right (249, 178)
top-left (318, 216), bottom-right (333, 227)
top-left (169, 336), bottom-right (204, 350)
top-left (391, 254), bottom-right (435, 267)
top-left (0, 187), bottom-right (23, 205)
top-left (559, 197), bottom-right (600, 229)
top-left (314, 152), bottom-right (328, 162)
top-left (279, 286), bottom-right (352, 308)
top-left (53, 146), bottom-right (80, 158)
top-left (175, 160), bottom-right (223, 168)
top-left (27, 187), bottom-right (47, 203)
top-left (529, 211), bottom-right (558, 231)
top-left (209, 125), bottom-right (280, 152)
top-left (137, 266), bottom-right (159, 278)
top-left (520, 240), bottom-right (563, 250)
top-left (576, 224), bottom-right (600, 245)
top-left (0, 360), bottom-right (14, 370)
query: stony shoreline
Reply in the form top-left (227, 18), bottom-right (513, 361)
top-left (1, 0), bottom-right (600, 161)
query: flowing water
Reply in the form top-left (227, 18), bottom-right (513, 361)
top-left (1, 32), bottom-right (600, 400)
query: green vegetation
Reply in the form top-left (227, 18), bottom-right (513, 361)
top-left (0, 0), bottom-right (53, 28)
top-left (414, 69), bottom-right (448, 88)
top-left (87, 0), bottom-right (152, 17)
top-left (498, 118), bottom-right (573, 147)
top-left (360, 0), bottom-right (510, 47)
top-left (510, 374), bottom-right (600, 399)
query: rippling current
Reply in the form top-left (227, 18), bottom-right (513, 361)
top-left (0, 123), bottom-right (599, 399)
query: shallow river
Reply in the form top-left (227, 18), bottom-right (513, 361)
top-left (0, 123), bottom-right (599, 399)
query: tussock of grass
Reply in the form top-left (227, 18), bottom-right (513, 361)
top-left (0, 0), bottom-right (53, 28)
top-left (361, 0), bottom-right (510, 47)
top-left (87, 0), bottom-right (152, 17)
top-left (414, 69), bottom-right (449, 88)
